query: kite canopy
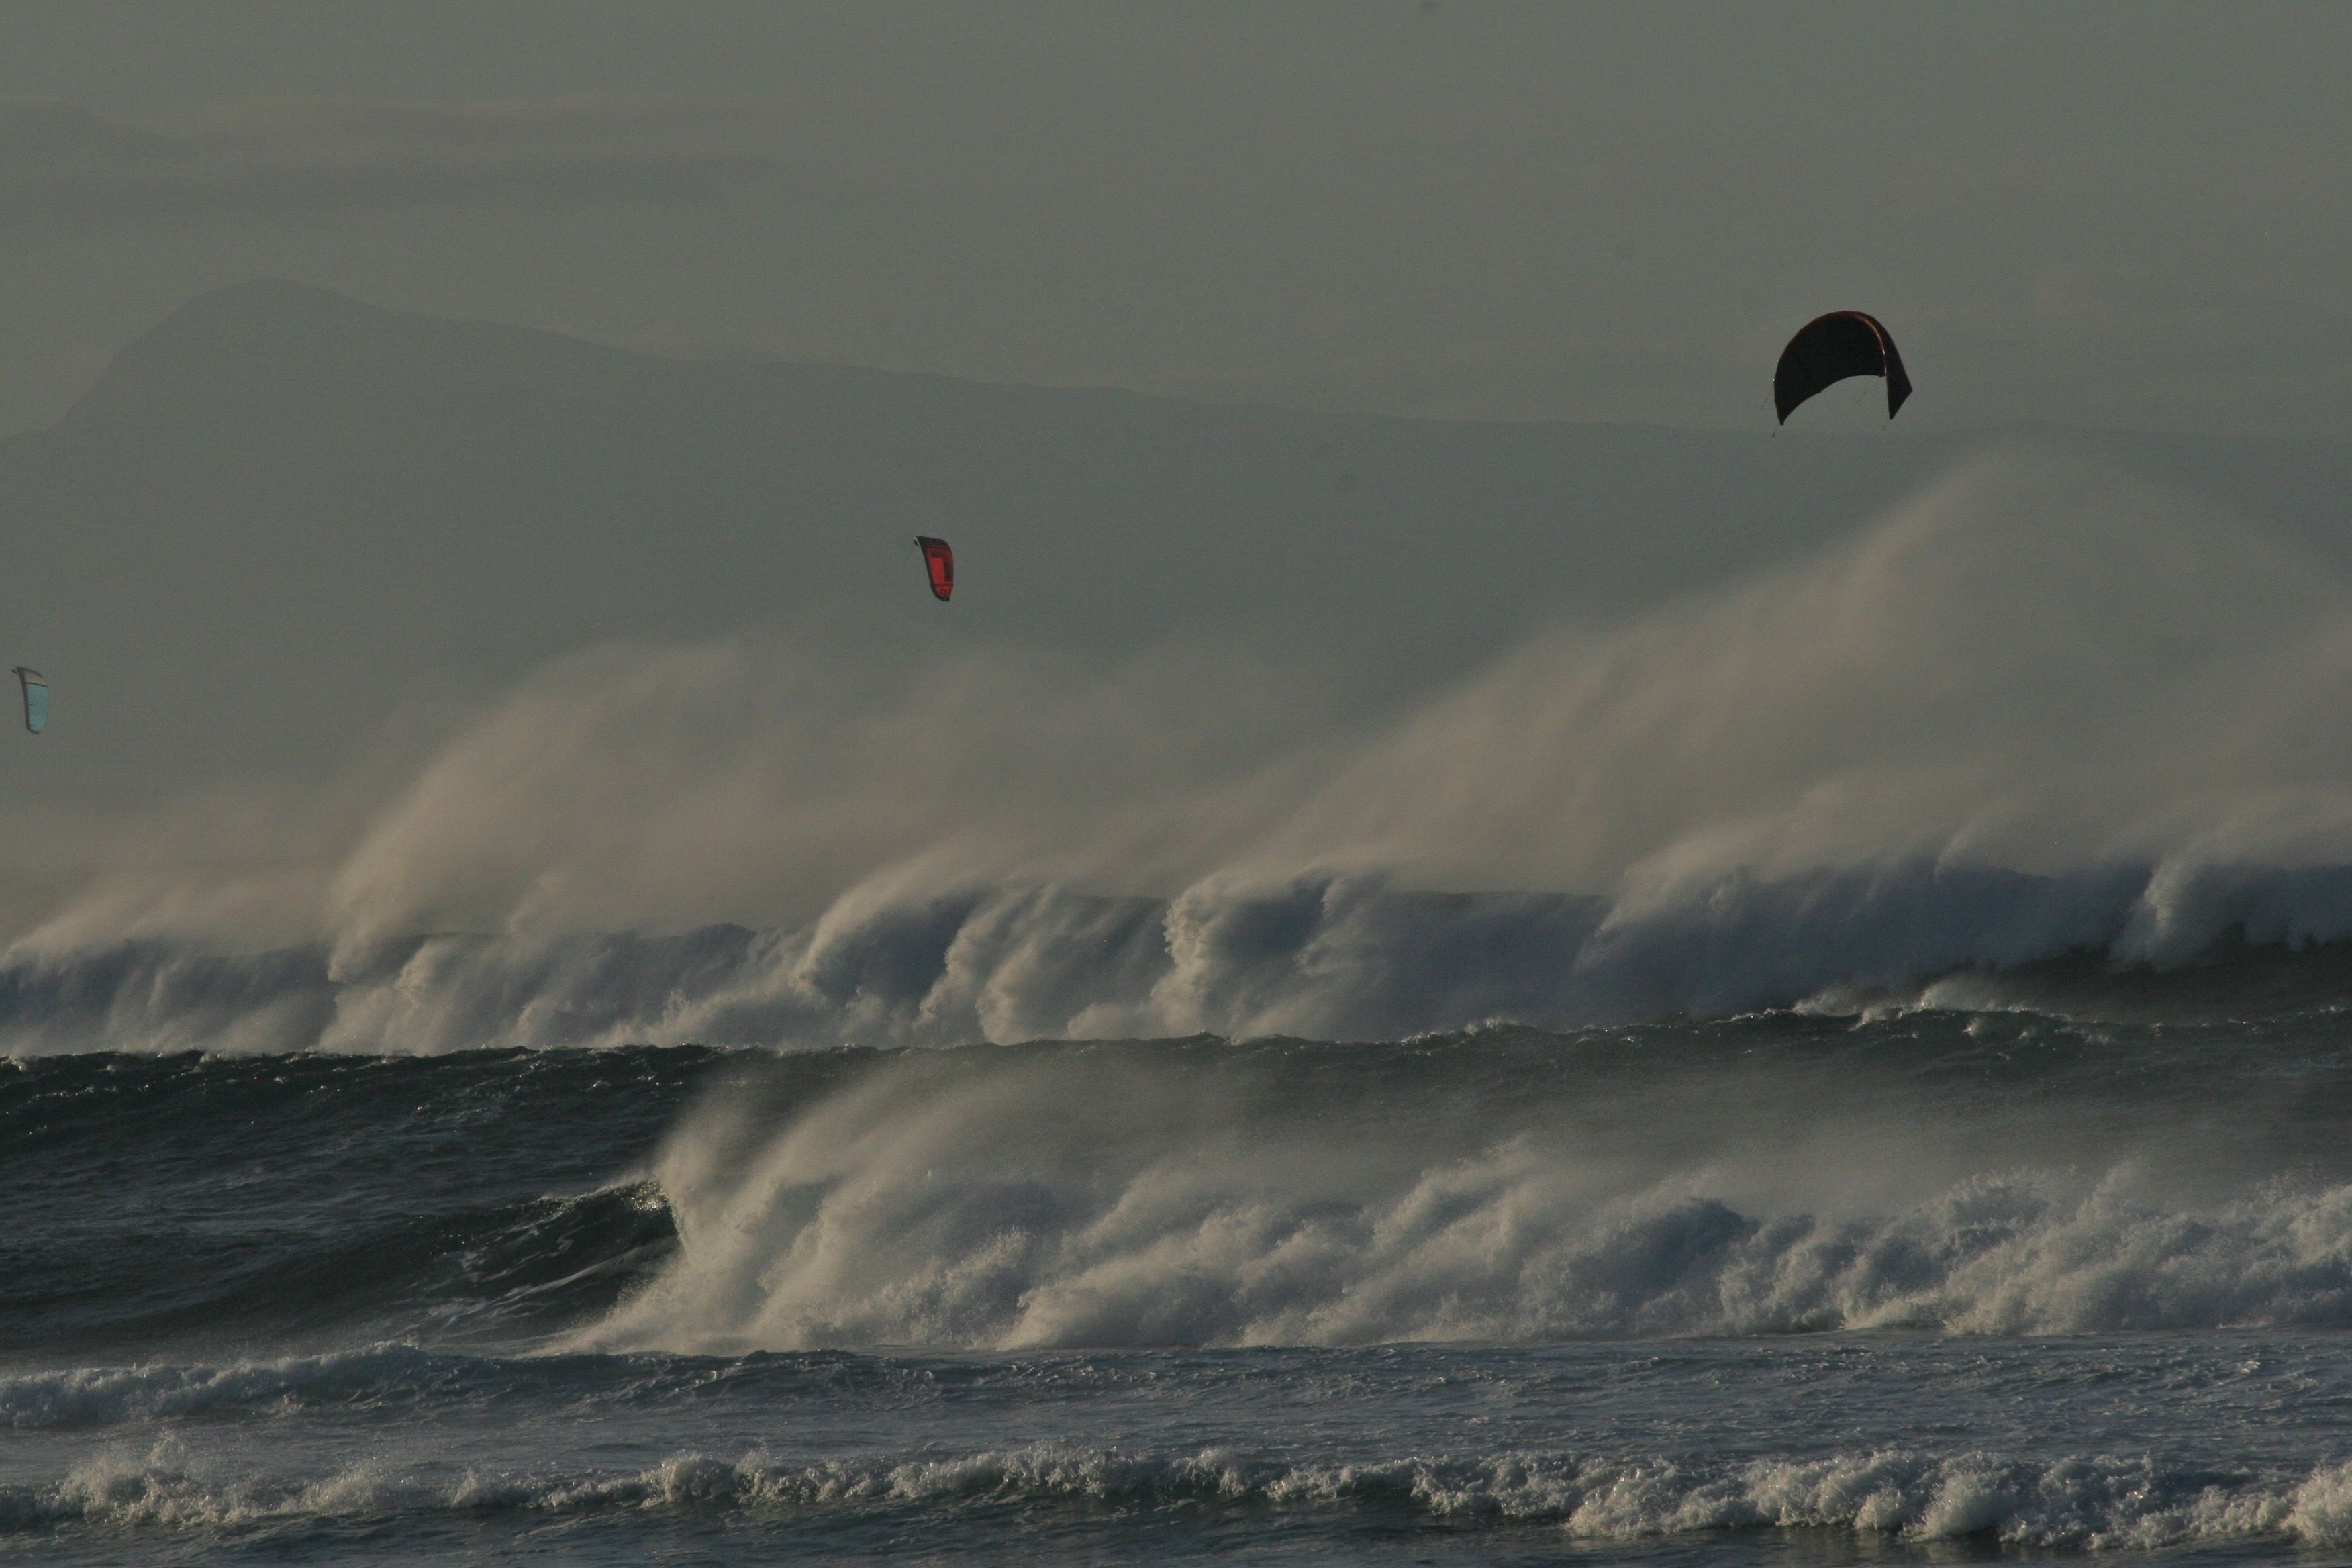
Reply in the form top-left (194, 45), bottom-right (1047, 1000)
top-left (12, 667), bottom-right (45, 734)
top-left (1774, 311), bottom-right (1912, 424)
top-left (914, 536), bottom-right (954, 602)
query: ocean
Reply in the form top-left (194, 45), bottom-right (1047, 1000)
top-left (13, 973), bottom-right (2352, 1565)
top-left (17, 449), bottom-right (2352, 1563)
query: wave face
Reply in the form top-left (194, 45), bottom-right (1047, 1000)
top-left (1, 1047), bottom-right (709, 1353)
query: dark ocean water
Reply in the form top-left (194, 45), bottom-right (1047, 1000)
top-left (13, 993), bottom-right (2352, 1565)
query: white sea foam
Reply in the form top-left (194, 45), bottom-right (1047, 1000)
top-left (566, 1046), bottom-right (2352, 1353)
top-left (0, 1345), bottom-right (507, 1430)
top-left (13, 1438), bottom-right (2352, 1549)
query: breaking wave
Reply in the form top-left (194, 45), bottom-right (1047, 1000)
top-left (15, 448), bottom-right (2352, 1051)
top-left (18, 1438), bottom-right (2352, 1549)
top-left (575, 1034), bottom-right (2352, 1352)
top-left (1, 1346), bottom-right (485, 1431)
top-left (14, 859), bottom-right (2352, 1057)
top-left (20, 1024), bottom-right (2352, 1355)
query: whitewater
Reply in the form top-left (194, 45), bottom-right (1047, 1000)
top-left (17, 448), bottom-right (2352, 1563)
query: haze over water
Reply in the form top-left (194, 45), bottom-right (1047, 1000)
top-left (9, 7), bottom-right (2352, 1565)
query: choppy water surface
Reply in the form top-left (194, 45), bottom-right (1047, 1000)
top-left (13, 1004), bottom-right (2352, 1565)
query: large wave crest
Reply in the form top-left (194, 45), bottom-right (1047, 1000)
top-left (15, 446), bottom-right (2352, 1053)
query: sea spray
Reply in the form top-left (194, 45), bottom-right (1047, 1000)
top-left (21, 450), bottom-right (2352, 1050)
top-left (576, 1033), bottom-right (2352, 1353)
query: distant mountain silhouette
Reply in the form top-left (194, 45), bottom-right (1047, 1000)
top-left (5, 279), bottom-right (2351, 805)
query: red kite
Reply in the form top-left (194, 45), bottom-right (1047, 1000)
top-left (914, 536), bottom-right (954, 602)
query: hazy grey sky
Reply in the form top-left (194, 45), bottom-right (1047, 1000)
top-left (1, 1), bottom-right (2349, 436)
